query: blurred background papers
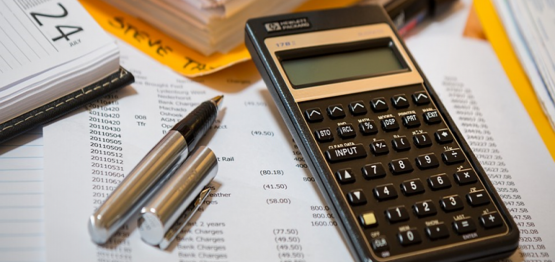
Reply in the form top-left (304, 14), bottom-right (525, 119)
top-left (104, 0), bottom-right (307, 56)
top-left (491, 0), bottom-right (555, 130)
top-left (79, 0), bottom-right (363, 77)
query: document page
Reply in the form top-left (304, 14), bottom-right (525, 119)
top-left (43, 40), bottom-right (353, 262)
top-left (43, 38), bottom-right (555, 262)
top-left (0, 0), bottom-right (113, 88)
top-left (0, 130), bottom-right (44, 262)
top-left (407, 37), bottom-right (555, 261)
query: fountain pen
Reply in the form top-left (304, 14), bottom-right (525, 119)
top-left (88, 95), bottom-right (223, 244)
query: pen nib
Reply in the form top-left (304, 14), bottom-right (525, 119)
top-left (211, 95), bottom-right (224, 109)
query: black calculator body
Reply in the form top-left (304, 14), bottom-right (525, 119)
top-left (245, 5), bottom-right (518, 262)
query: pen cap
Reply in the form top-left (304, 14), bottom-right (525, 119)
top-left (138, 146), bottom-right (218, 245)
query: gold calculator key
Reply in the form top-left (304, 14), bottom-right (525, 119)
top-left (359, 212), bottom-right (378, 228)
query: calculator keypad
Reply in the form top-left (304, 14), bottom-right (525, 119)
top-left (299, 84), bottom-right (508, 259)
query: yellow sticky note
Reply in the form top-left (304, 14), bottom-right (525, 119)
top-left (80, 0), bottom-right (359, 77)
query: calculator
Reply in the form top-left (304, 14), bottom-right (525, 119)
top-left (245, 5), bottom-right (518, 262)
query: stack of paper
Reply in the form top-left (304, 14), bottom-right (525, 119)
top-left (104, 0), bottom-right (308, 55)
top-left (492, 0), bottom-right (555, 129)
top-left (0, 0), bottom-right (119, 125)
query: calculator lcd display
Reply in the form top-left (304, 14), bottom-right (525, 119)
top-left (280, 42), bottom-right (407, 88)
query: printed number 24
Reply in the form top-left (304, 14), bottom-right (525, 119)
top-left (30, 3), bottom-right (83, 42)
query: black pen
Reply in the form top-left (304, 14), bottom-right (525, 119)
top-left (88, 95), bottom-right (223, 244)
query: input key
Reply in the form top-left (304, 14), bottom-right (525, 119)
top-left (325, 144), bottom-right (367, 163)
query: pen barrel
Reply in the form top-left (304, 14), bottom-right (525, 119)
top-left (139, 146), bottom-right (218, 246)
top-left (172, 100), bottom-right (217, 152)
top-left (88, 131), bottom-right (189, 244)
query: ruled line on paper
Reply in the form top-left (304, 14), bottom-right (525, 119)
top-left (0, 130), bottom-right (44, 262)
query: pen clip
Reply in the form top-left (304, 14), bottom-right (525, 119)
top-left (159, 186), bottom-right (212, 249)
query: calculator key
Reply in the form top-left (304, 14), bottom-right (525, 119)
top-left (349, 101), bottom-right (367, 115)
top-left (401, 179), bottom-right (425, 195)
top-left (386, 206), bottom-right (410, 223)
top-left (398, 229), bottom-right (421, 246)
top-left (392, 136), bottom-right (411, 151)
top-left (426, 224), bottom-right (449, 240)
top-left (435, 129), bottom-right (453, 143)
top-left (440, 195), bottom-right (464, 212)
top-left (327, 104), bottom-right (345, 119)
top-left (371, 140), bottom-right (389, 155)
top-left (325, 144), bottom-right (367, 163)
top-left (413, 200), bottom-right (437, 217)
top-left (392, 94), bottom-right (409, 108)
top-left (370, 236), bottom-right (389, 252)
top-left (455, 169), bottom-right (478, 185)
top-left (424, 110), bottom-right (441, 124)
top-left (480, 213), bottom-right (503, 229)
top-left (314, 128), bottom-right (333, 142)
top-left (371, 97), bottom-right (388, 112)
top-left (305, 108), bottom-right (323, 122)
top-left (347, 189), bottom-right (367, 206)
top-left (416, 153), bottom-right (439, 169)
top-left (359, 212), bottom-right (378, 228)
top-left (359, 120), bottom-right (378, 135)
top-left (337, 124), bottom-right (356, 139)
top-left (335, 169), bottom-right (355, 184)
top-left (362, 163), bottom-right (386, 179)
top-left (453, 218), bottom-right (476, 234)
top-left (428, 174), bottom-right (451, 190)
top-left (467, 190), bottom-right (490, 206)
top-left (442, 149), bottom-right (465, 164)
top-left (402, 114), bottom-right (421, 128)
top-left (389, 158), bottom-right (413, 175)
top-left (374, 184), bottom-right (398, 200)
top-left (413, 133), bottom-right (432, 148)
top-left (381, 117), bottom-right (399, 131)
top-left (413, 91), bottom-right (430, 105)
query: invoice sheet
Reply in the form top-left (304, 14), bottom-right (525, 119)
top-left (43, 39), bottom-right (353, 262)
top-left (0, 130), bottom-right (44, 262)
top-left (407, 36), bottom-right (555, 261)
top-left (43, 37), bottom-right (555, 262)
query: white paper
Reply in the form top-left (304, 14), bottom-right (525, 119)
top-left (0, 0), bottom-right (119, 125)
top-left (42, 36), bottom-right (555, 262)
top-left (0, 130), bottom-right (44, 262)
top-left (407, 36), bottom-right (555, 261)
top-left (43, 40), bottom-right (353, 262)
top-left (0, 0), bottom-right (113, 89)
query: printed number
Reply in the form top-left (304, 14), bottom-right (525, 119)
top-left (384, 187), bottom-right (390, 195)
top-left (51, 25), bottom-right (83, 41)
top-left (399, 160), bottom-right (406, 169)
top-left (30, 3), bottom-right (68, 25)
top-left (371, 165), bottom-right (377, 174)
top-left (449, 197), bottom-right (457, 206)
top-left (395, 207), bottom-right (402, 217)
top-left (425, 155), bottom-right (432, 164)
top-left (437, 176), bottom-right (444, 184)
top-left (30, 3), bottom-right (83, 42)
top-left (407, 231), bottom-right (414, 241)
top-left (423, 202), bottom-right (430, 212)
top-left (410, 181), bottom-right (417, 190)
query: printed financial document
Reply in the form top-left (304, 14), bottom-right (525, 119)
top-left (42, 38), bottom-right (555, 261)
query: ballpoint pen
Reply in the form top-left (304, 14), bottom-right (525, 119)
top-left (138, 146), bottom-right (218, 249)
top-left (88, 95), bottom-right (223, 244)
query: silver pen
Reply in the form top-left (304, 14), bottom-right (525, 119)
top-left (138, 146), bottom-right (218, 248)
top-left (88, 95), bottom-right (223, 244)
